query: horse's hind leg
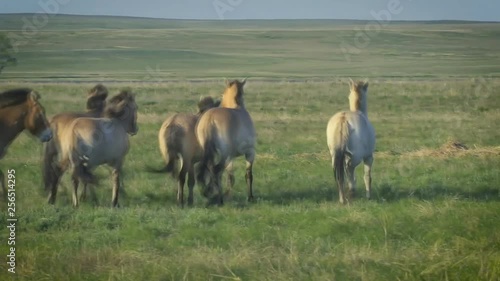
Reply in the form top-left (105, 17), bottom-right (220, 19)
top-left (225, 161), bottom-right (235, 199)
top-left (363, 156), bottom-right (373, 199)
top-left (81, 183), bottom-right (99, 206)
top-left (177, 168), bottom-right (186, 207)
top-left (245, 151), bottom-right (255, 202)
top-left (216, 171), bottom-right (224, 206)
top-left (80, 183), bottom-right (87, 201)
top-left (71, 174), bottom-right (80, 207)
top-left (211, 164), bottom-right (224, 206)
top-left (332, 156), bottom-right (346, 204)
top-left (47, 163), bottom-right (64, 205)
top-left (111, 168), bottom-right (121, 208)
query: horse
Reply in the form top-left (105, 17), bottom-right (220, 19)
top-left (196, 78), bottom-right (256, 205)
top-left (0, 88), bottom-right (52, 198)
top-left (154, 96), bottom-right (220, 207)
top-left (326, 79), bottom-right (375, 204)
top-left (59, 89), bottom-right (138, 207)
top-left (44, 84), bottom-right (109, 204)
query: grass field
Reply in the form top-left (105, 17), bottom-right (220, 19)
top-left (0, 14), bottom-right (500, 281)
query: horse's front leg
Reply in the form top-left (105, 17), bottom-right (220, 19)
top-left (111, 168), bottom-right (121, 208)
top-left (347, 163), bottom-right (356, 202)
top-left (187, 165), bottom-right (195, 207)
top-left (177, 168), bottom-right (186, 207)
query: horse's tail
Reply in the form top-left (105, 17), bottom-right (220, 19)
top-left (42, 130), bottom-right (64, 192)
top-left (70, 142), bottom-right (98, 186)
top-left (196, 125), bottom-right (222, 198)
top-left (146, 153), bottom-right (183, 179)
top-left (152, 123), bottom-right (184, 178)
top-left (332, 114), bottom-right (350, 202)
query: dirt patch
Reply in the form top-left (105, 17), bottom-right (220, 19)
top-left (440, 139), bottom-right (469, 151)
top-left (262, 140), bottom-right (499, 161)
top-left (382, 140), bottom-right (499, 158)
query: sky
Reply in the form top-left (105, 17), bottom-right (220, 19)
top-left (0, 0), bottom-right (499, 21)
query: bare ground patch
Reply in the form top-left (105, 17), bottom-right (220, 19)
top-left (286, 140), bottom-right (500, 162)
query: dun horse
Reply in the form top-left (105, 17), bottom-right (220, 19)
top-left (59, 90), bottom-right (138, 207)
top-left (154, 96), bottom-right (220, 207)
top-left (196, 79), bottom-right (256, 205)
top-left (0, 88), bottom-right (52, 198)
top-left (326, 79), bottom-right (375, 204)
top-left (44, 84), bottom-right (108, 204)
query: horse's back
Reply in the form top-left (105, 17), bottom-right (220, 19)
top-left (160, 113), bottom-right (200, 162)
top-left (345, 111), bottom-right (375, 159)
top-left (197, 107), bottom-right (255, 156)
top-left (51, 111), bottom-right (101, 140)
top-left (327, 111), bottom-right (375, 160)
top-left (68, 117), bottom-right (129, 168)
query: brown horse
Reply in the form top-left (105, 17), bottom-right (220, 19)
top-left (44, 84), bottom-right (108, 204)
top-left (154, 96), bottom-right (220, 207)
top-left (196, 79), bottom-right (256, 205)
top-left (326, 79), bottom-right (375, 204)
top-left (59, 90), bottom-right (138, 207)
top-left (0, 88), bottom-right (52, 198)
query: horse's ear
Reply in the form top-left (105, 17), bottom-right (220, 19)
top-left (363, 80), bottom-right (369, 91)
top-left (348, 78), bottom-right (355, 88)
top-left (114, 99), bottom-right (128, 113)
top-left (29, 91), bottom-right (40, 102)
top-left (241, 78), bottom-right (247, 86)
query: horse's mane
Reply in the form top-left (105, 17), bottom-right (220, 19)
top-left (0, 88), bottom-right (33, 109)
top-left (197, 96), bottom-right (220, 114)
top-left (104, 89), bottom-right (135, 118)
top-left (86, 84), bottom-right (108, 112)
top-left (227, 80), bottom-right (240, 87)
top-left (349, 80), bottom-right (368, 113)
top-left (351, 81), bottom-right (367, 93)
top-left (88, 84), bottom-right (108, 98)
top-left (221, 79), bottom-right (245, 108)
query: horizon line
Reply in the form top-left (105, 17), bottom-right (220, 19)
top-left (0, 12), bottom-right (499, 23)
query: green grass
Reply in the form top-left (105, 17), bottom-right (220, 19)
top-left (0, 15), bottom-right (499, 281)
top-left (1, 14), bottom-right (500, 80)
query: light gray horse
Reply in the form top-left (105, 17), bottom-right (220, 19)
top-left (326, 79), bottom-right (375, 204)
top-left (196, 79), bottom-right (256, 205)
top-left (60, 90), bottom-right (138, 207)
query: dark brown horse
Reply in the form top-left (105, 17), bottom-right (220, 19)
top-left (0, 88), bottom-right (52, 198)
top-left (43, 84), bottom-right (108, 204)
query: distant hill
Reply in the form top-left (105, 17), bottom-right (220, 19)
top-left (0, 13), bottom-right (498, 31)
